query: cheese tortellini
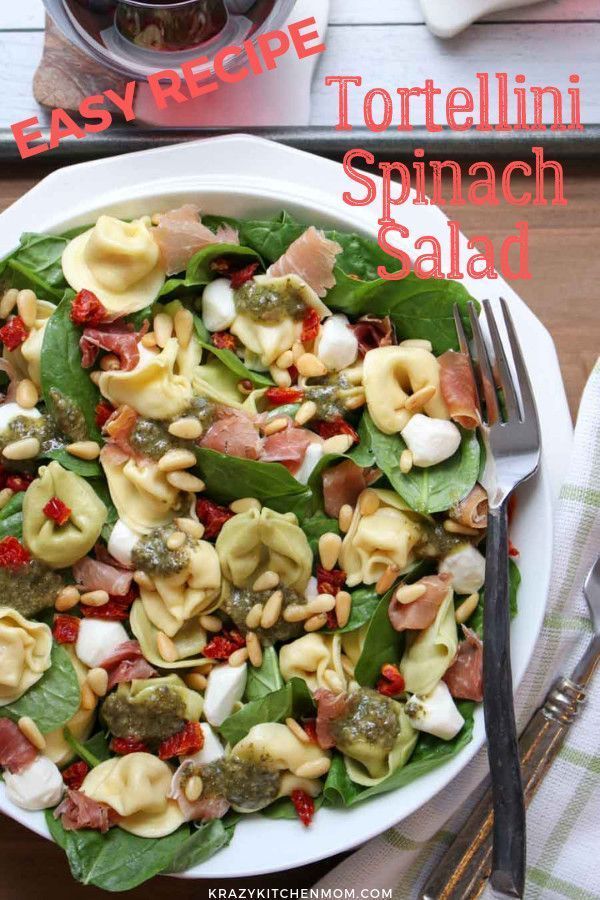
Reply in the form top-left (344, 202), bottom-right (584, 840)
top-left (340, 489), bottom-right (426, 587)
top-left (0, 606), bottom-right (52, 705)
top-left (101, 449), bottom-right (181, 534)
top-left (400, 587), bottom-right (458, 695)
top-left (62, 215), bottom-right (166, 316)
top-left (3, 299), bottom-right (54, 389)
top-left (363, 346), bottom-right (449, 434)
top-left (22, 462), bottom-right (107, 569)
top-left (279, 629), bottom-right (365, 694)
top-left (99, 338), bottom-right (192, 421)
top-left (216, 506), bottom-right (312, 593)
top-left (192, 357), bottom-right (245, 409)
top-left (80, 752), bottom-right (184, 838)
top-left (130, 599), bottom-right (211, 670)
top-left (140, 540), bottom-right (222, 637)
top-left (342, 699), bottom-right (418, 787)
top-left (45, 649), bottom-right (94, 766)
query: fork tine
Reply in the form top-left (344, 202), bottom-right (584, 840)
top-left (482, 299), bottom-right (520, 421)
top-left (453, 306), bottom-right (470, 355)
top-left (500, 298), bottom-right (540, 430)
top-left (468, 302), bottom-right (501, 425)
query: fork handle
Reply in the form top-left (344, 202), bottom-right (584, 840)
top-left (483, 501), bottom-right (526, 898)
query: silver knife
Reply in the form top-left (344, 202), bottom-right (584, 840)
top-left (421, 556), bottom-right (600, 900)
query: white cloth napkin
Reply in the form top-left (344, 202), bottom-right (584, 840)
top-left (317, 360), bottom-right (600, 900)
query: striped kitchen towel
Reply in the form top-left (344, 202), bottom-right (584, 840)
top-left (317, 360), bottom-right (600, 900)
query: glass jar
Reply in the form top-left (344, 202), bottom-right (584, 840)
top-left (115, 0), bottom-right (228, 52)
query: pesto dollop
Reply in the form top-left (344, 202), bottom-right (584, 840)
top-left (131, 524), bottom-right (191, 576)
top-left (202, 757), bottom-right (280, 812)
top-left (49, 388), bottom-right (88, 442)
top-left (129, 418), bottom-right (184, 461)
top-left (101, 685), bottom-right (186, 746)
top-left (2, 560), bottom-right (63, 618)
top-left (416, 522), bottom-right (465, 558)
top-left (224, 585), bottom-right (307, 644)
top-left (0, 415), bottom-right (58, 456)
top-left (330, 688), bottom-right (400, 754)
top-left (234, 278), bottom-right (306, 324)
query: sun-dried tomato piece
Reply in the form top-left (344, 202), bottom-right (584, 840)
top-left (265, 387), bottom-right (304, 406)
top-left (203, 629), bottom-right (245, 661)
top-left (376, 663), bottom-right (405, 698)
top-left (110, 736), bottom-right (149, 755)
top-left (53, 615), bottom-right (80, 644)
top-left (230, 262), bottom-right (259, 289)
top-left (196, 497), bottom-right (234, 540)
top-left (301, 308), bottom-right (321, 344)
top-left (158, 721), bottom-right (204, 760)
top-left (326, 609), bottom-right (338, 629)
top-left (95, 400), bottom-right (115, 429)
top-left (80, 587), bottom-right (137, 621)
top-left (291, 789), bottom-right (315, 826)
top-left (509, 541), bottom-right (520, 558)
top-left (70, 290), bottom-right (107, 326)
top-left (313, 418), bottom-right (359, 445)
top-left (5, 473), bottom-right (34, 493)
top-left (302, 719), bottom-right (318, 744)
top-left (62, 761), bottom-right (90, 791)
top-left (316, 565), bottom-right (346, 597)
top-left (43, 496), bottom-right (71, 526)
top-left (0, 536), bottom-right (30, 570)
top-left (0, 316), bottom-right (29, 351)
top-left (212, 331), bottom-right (237, 351)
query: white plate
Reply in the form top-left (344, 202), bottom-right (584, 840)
top-left (0, 135), bottom-right (572, 879)
top-left (419, 0), bottom-right (544, 38)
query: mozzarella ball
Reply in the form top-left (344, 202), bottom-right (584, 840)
top-left (406, 681), bottom-right (465, 741)
top-left (107, 519), bottom-right (139, 568)
top-left (201, 278), bottom-right (236, 332)
top-left (316, 314), bottom-right (359, 372)
top-left (75, 619), bottom-right (129, 668)
top-left (439, 543), bottom-right (486, 595)
top-left (3, 755), bottom-right (64, 810)
top-left (401, 413), bottom-right (461, 467)
top-left (0, 402), bottom-right (41, 432)
top-left (304, 576), bottom-right (318, 602)
top-left (203, 663), bottom-right (247, 727)
top-left (185, 723), bottom-right (225, 766)
top-left (295, 442), bottom-right (324, 486)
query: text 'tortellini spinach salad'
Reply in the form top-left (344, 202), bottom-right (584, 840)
top-left (0, 205), bottom-right (519, 890)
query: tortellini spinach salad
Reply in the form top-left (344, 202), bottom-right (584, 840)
top-left (0, 205), bottom-right (520, 891)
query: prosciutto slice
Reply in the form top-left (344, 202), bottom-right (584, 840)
top-left (450, 484), bottom-right (488, 530)
top-left (0, 719), bottom-right (37, 773)
top-left (322, 460), bottom-right (374, 518)
top-left (444, 627), bottom-right (483, 702)
top-left (261, 427), bottom-right (318, 471)
top-left (351, 315), bottom-right (395, 355)
top-left (153, 204), bottom-right (239, 276)
top-left (73, 558), bottom-right (134, 597)
top-left (314, 688), bottom-right (350, 750)
top-left (200, 410), bottom-right (262, 460)
top-left (55, 789), bottom-right (114, 833)
top-left (100, 640), bottom-right (156, 690)
top-left (80, 321), bottom-right (148, 372)
top-left (267, 226), bottom-right (342, 297)
top-left (388, 573), bottom-right (453, 632)
top-left (439, 350), bottom-right (480, 429)
top-left (169, 760), bottom-right (230, 822)
top-left (103, 405), bottom-right (138, 457)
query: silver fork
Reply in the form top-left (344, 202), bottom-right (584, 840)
top-left (454, 298), bottom-right (541, 898)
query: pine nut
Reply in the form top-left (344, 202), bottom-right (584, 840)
top-left (168, 417), bottom-right (203, 440)
top-left (252, 570), bottom-right (279, 592)
top-left (18, 716), bottom-right (46, 751)
top-left (335, 591), bottom-right (352, 628)
top-left (285, 718), bottom-right (310, 744)
top-left (276, 349), bottom-right (294, 369)
top-left (15, 378), bottom-right (38, 409)
top-left (100, 353), bottom-right (120, 371)
top-left (87, 667), bottom-right (109, 697)
top-left (141, 332), bottom-right (157, 349)
top-left (376, 564), bottom-right (400, 595)
top-left (307, 594), bottom-right (336, 615)
top-left (246, 632), bottom-right (263, 667)
top-left (184, 775), bottom-right (203, 803)
top-left (66, 441), bottom-right (101, 460)
top-left (283, 604), bottom-right (312, 623)
top-left (154, 313), bottom-right (173, 348)
top-left (174, 308), bottom-right (193, 349)
top-left (304, 613), bottom-right (328, 632)
top-left (80, 590), bottom-right (109, 607)
top-left (322, 435), bottom-right (353, 454)
top-left (157, 631), bottom-right (179, 662)
top-left (17, 289), bottom-right (37, 328)
top-left (166, 531), bottom-right (186, 550)
top-left (134, 570), bottom-right (155, 591)
top-left (338, 504), bottom-right (354, 533)
top-left (318, 532), bottom-right (342, 571)
top-left (269, 366), bottom-right (292, 388)
top-left (185, 672), bottom-right (207, 691)
top-left (394, 583), bottom-right (427, 604)
top-left (175, 518), bottom-right (204, 539)
top-left (80, 683), bottom-right (97, 711)
top-left (399, 449), bottom-right (414, 474)
top-left (443, 519), bottom-right (481, 537)
top-left (166, 471), bottom-right (206, 492)
top-left (297, 353), bottom-right (327, 378)
top-left (344, 391), bottom-right (367, 411)
top-left (230, 497), bottom-right (261, 515)
top-left (158, 448), bottom-right (196, 472)
top-left (324, 670), bottom-right (345, 693)
top-left (359, 490), bottom-right (380, 516)
top-left (263, 417), bottom-right (288, 436)
top-left (291, 341), bottom-right (304, 362)
top-left (296, 758), bottom-right (331, 779)
top-left (0, 488), bottom-right (14, 511)
top-left (55, 585), bottom-right (80, 611)
top-left (405, 384), bottom-right (437, 413)
top-left (0, 288), bottom-right (18, 319)
top-left (245, 603), bottom-right (264, 630)
top-left (294, 400), bottom-right (317, 426)
top-left (400, 339), bottom-right (433, 351)
top-left (229, 647), bottom-right (249, 667)
top-left (2, 437), bottom-right (40, 460)
top-left (261, 590), bottom-right (283, 629)
top-left (90, 371), bottom-right (102, 386)
top-left (456, 592), bottom-right (480, 624)
top-left (199, 614), bottom-right (222, 633)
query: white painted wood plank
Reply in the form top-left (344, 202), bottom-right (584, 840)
top-left (0, 33), bottom-right (46, 127)
top-left (0, 0), bottom-right (45, 31)
top-left (329, 0), bottom-right (600, 24)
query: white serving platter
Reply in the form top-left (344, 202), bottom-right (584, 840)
top-left (0, 135), bottom-right (572, 878)
top-left (419, 0), bottom-right (545, 38)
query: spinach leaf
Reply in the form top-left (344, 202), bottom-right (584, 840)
top-left (63, 727), bottom-right (103, 768)
top-left (44, 447), bottom-right (102, 478)
top-left (2, 644), bottom-right (80, 733)
top-left (0, 232), bottom-right (68, 300)
top-left (0, 492), bottom-right (24, 539)
top-left (359, 411), bottom-right (480, 515)
top-left (261, 795), bottom-right (324, 820)
top-left (353, 590), bottom-right (404, 688)
top-left (40, 291), bottom-right (102, 442)
top-left (83, 731), bottom-right (112, 763)
top-left (301, 511), bottom-right (340, 555)
top-left (469, 558), bottom-right (521, 636)
top-left (244, 646), bottom-right (284, 701)
top-left (159, 244), bottom-right (261, 298)
top-left (193, 317), bottom-right (273, 388)
top-left (168, 819), bottom-right (235, 874)
top-left (219, 678), bottom-right (314, 746)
